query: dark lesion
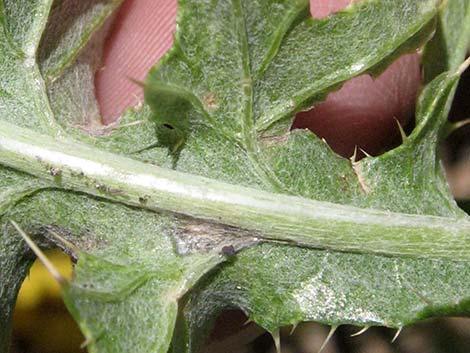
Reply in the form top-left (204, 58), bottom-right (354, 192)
top-left (259, 131), bottom-right (290, 147)
top-left (172, 216), bottom-right (261, 256)
top-left (37, 225), bottom-right (108, 263)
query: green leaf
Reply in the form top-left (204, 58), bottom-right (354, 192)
top-left (7, 191), bottom-right (227, 353)
top-left (1, 0), bottom-right (470, 352)
top-left (423, 0), bottom-right (470, 81)
top-left (144, 0), bottom-right (470, 350)
top-left (38, 0), bottom-right (123, 82)
top-left (41, 0), bottom-right (124, 130)
top-left (0, 0), bottom-right (58, 133)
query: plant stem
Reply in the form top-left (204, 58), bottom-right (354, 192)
top-left (0, 120), bottom-right (469, 261)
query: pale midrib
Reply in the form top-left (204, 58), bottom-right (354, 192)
top-left (23, 0), bottom-right (54, 58)
top-left (232, 0), bottom-right (286, 192)
top-left (27, 59), bottom-right (66, 136)
top-left (1, 120), bottom-right (470, 261)
top-left (254, 0), bottom-right (310, 80)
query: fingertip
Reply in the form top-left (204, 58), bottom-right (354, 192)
top-left (310, 0), bottom-right (353, 19)
top-left (292, 53), bottom-right (421, 157)
top-left (96, 0), bottom-right (352, 124)
top-left (299, 0), bottom-right (422, 158)
top-left (96, 0), bottom-right (177, 124)
top-left (96, 0), bottom-right (423, 160)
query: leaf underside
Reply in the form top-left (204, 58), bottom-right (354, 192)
top-left (1, 0), bottom-right (470, 353)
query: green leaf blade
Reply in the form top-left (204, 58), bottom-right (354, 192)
top-left (2, 0), bottom-right (470, 352)
top-left (253, 0), bottom-right (440, 131)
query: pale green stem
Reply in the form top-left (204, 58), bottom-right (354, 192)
top-left (0, 121), bottom-right (469, 261)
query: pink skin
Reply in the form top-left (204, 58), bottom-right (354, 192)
top-left (96, 0), bottom-right (421, 158)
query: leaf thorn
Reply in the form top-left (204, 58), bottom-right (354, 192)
top-left (444, 118), bottom-right (470, 137)
top-left (127, 76), bottom-right (146, 88)
top-left (318, 325), bottom-right (337, 353)
top-left (391, 327), bottom-right (403, 343)
top-left (10, 220), bottom-right (65, 284)
top-left (47, 228), bottom-right (80, 255)
top-left (80, 329), bottom-right (105, 349)
top-left (132, 92), bottom-right (143, 110)
top-left (116, 119), bottom-right (147, 129)
top-left (456, 56), bottom-right (470, 76)
top-left (394, 117), bottom-right (408, 143)
top-left (289, 322), bottom-right (299, 335)
top-left (243, 318), bottom-right (253, 326)
top-left (350, 146), bottom-right (359, 164)
top-left (271, 329), bottom-right (281, 353)
top-left (358, 148), bottom-right (372, 158)
top-left (350, 326), bottom-right (369, 337)
top-left (132, 141), bottom-right (161, 154)
top-left (80, 337), bottom-right (92, 349)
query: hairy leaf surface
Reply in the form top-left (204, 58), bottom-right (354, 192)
top-left (1, 0), bottom-right (470, 352)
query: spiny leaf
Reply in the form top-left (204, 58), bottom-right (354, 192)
top-left (165, 1), bottom-right (470, 350)
top-left (1, 0), bottom-right (470, 352)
